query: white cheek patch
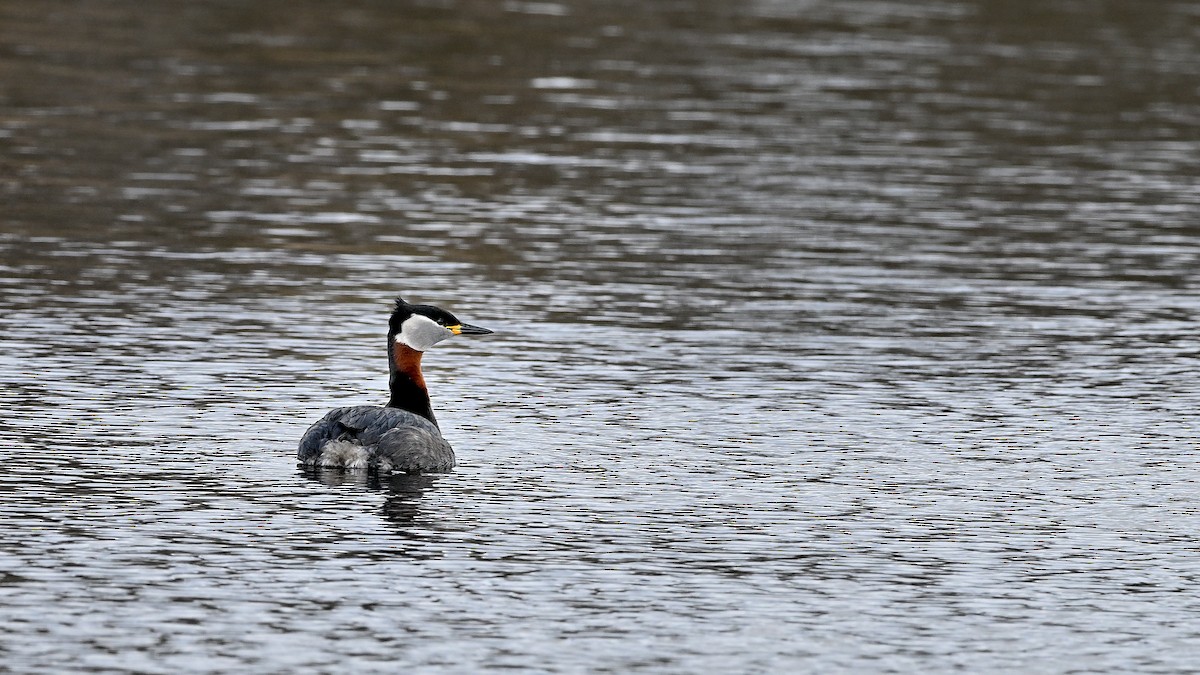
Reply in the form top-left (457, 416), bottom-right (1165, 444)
top-left (396, 314), bottom-right (454, 352)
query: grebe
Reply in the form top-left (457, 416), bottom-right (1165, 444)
top-left (298, 296), bottom-right (492, 474)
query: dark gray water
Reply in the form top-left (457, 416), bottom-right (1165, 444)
top-left (3, 0), bottom-right (1200, 671)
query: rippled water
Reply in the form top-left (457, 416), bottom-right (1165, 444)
top-left (3, 0), bottom-right (1200, 671)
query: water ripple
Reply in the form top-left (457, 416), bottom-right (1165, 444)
top-left (2, 0), bottom-right (1200, 672)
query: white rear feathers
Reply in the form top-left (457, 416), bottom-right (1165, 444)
top-left (315, 440), bottom-right (370, 469)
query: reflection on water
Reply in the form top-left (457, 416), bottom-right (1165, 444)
top-left (2, 0), bottom-right (1200, 671)
top-left (303, 468), bottom-right (443, 525)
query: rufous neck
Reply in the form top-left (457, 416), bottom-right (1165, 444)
top-left (386, 340), bottom-right (437, 425)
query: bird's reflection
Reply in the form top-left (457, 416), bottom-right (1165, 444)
top-left (378, 473), bottom-right (441, 523)
top-left (300, 467), bottom-right (442, 524)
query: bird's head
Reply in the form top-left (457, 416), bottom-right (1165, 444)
top-left (388, 296), bottom-right (493, 352)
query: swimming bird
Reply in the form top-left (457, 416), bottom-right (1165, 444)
top-left (298, 296), bottom-right (492, 474)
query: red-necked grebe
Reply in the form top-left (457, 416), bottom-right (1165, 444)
top-left (298, 296), bottom-right (492, 474)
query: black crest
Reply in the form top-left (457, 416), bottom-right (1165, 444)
top-left (389, 295), bottom-right (460, 334)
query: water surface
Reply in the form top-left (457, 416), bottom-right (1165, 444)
top-left (2, 0), bottom-right (1200, 671)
